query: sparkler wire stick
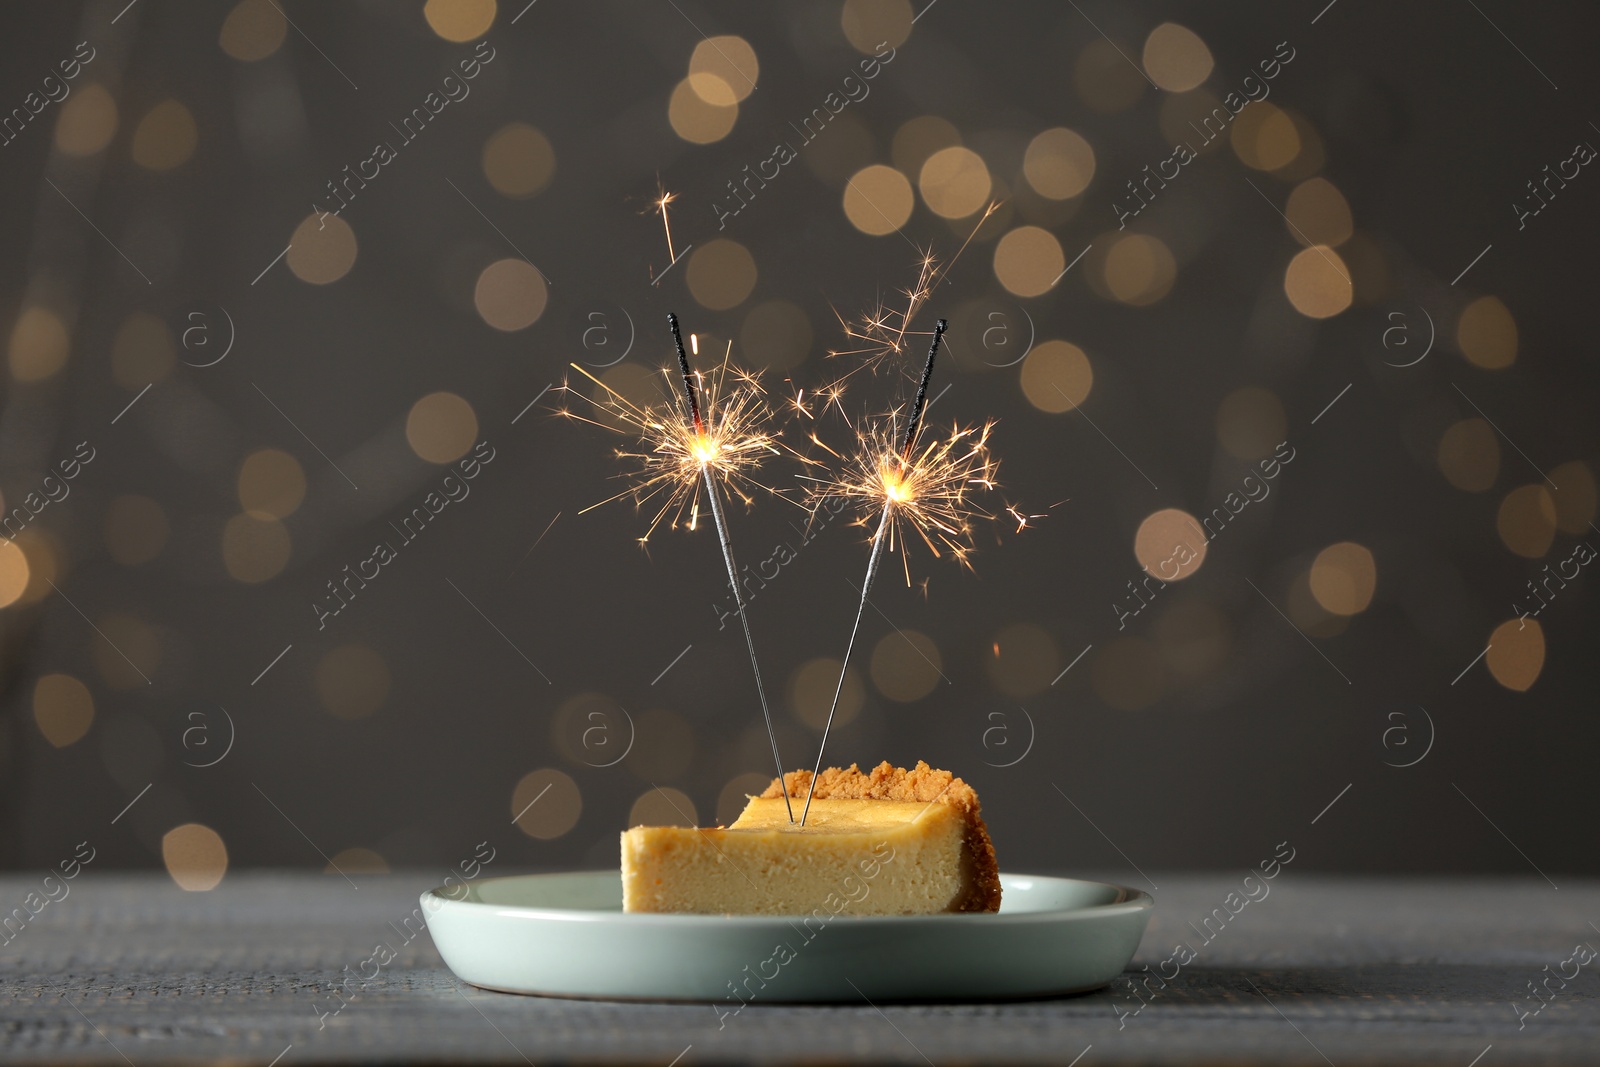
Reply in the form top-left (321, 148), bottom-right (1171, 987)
top-left (801, 320), bottom-right (948, 825)
top-left (899, 319), bottom-right (945, 459)
top-left (667, 313), bottom-right (794, 823)
top-left (668, 313), bottom-right (704, 430)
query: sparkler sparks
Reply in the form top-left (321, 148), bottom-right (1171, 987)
top-left (807, 400), bottom-right (999, 577)
top-left (827, 250), bottom-right (939, 378)
top-left (562, 191), bottom-right (1026, 833)
top-left (653, 181), bottom-right (679, 265)
top-left (802, 320), bottom-right (1001, 824)
top-left (557, 314), bottom-right (795, 821)
top-left (825, 201), bottom-right (1000, 382)
top-left (556, 342), bottom-right (782, 543)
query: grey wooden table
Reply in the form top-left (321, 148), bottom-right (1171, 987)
top-left (1, 871), bottom-right (1595, 1065)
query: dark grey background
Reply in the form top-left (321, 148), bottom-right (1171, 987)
top-left (2, 0), bottom-right (1595, 886)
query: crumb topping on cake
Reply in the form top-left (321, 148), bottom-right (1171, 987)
top-left (761, 761), bottom-right (981, 814)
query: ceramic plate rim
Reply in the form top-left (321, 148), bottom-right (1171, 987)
top-left (424, 870), bottom-right (1154, 925)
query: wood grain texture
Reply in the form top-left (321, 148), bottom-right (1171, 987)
top-left (1, 871), bottom-right (1596, 1064)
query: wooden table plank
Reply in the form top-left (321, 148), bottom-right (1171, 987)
top-left (1, 872), bottom-right (1596, 1064)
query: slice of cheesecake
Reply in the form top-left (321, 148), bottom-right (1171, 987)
top-left (620, 761), bottom-right (1001, 915)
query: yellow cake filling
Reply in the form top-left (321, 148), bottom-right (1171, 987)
top-left (730, 798), bottom-right (930, 831)
top-left (620, 762), bottom-right (1002, 915)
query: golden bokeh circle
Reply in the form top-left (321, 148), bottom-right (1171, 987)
top-left (406, 391), bottom-right (479, 463)
top-left (8, 306), bottom-right (69, 382)
top-left (986, 622), bottom-right (1059, 699)
top-left (1103, 234), bottom-right (1176, 306)
top-left (482, 123), bottom-right (556, 199)
top-left (790, 657), bottom-right (863, 730)
top-left (993, 226), bottom-right (1065, 298)
top-left (1283, 246), bottom-right (1352, 318)
top-left (690, 36), bottom-right (759, 102)
top-left (33, 673), bottom-right (94, 748)
top-left (1273, 110), bottom-right (1325, 182)
top-left (105, 495), bottom-right (170, 566)
top-left (511, 768), bottom-right (582, 839)
top-left (163, 823), bottom-right (229, 891)
top-left (1308, 542), bottom-right (1377, 616)
top-left (238, 448), bottom-right (306, 519)
top-left (1134, 508), bottom-right (1206, 581)
top-left (841, 0), bottom-right (913, 53)
top-left (668, 78), bottom-right (738, 144)
top-left (740, 300), bottom-right (811, 372)
top-left (1091, 637), bottom-right (1168, 710)
top-left (315, 645), bottom-right (391, 720)
top-left (1456, 296), bottom-right (1517, 370)
top-left (14, 530), bottom-right (59, 608)
top-left (869, 629), bottom-right (942, 703)
top-left (918, 146), bottom-right (991, 220)
top-left (1216, 386), bottom-right (1287, 461)
top-left (1023, 127), bottom-right (1096, 200)
top-left (1020, 340), bottom-right (1092, 413)
top-left (111, 312), bottom-right (174, 389)
top-left (1437, 418), bottom-right (1499, 492)
top-left (424, 0), bottom-right (496, 41)
top-left (0, 539), bottom-right (30, 608)
top-left (287, 214), bottom-right (357, 285)
top-left (1285, 178), bottom-right (1353, 247)
top-left (1486, 618), bottom-right (1544, 691)
top-left (222, 513), bottom-right (291, 583)
top-left (1496, 485), bottom-right (1557, 558)
top-left (686, 239), bottom-right (757, 310)
top-left (220, 0), bottom-right (287, 61)
top-left (1232, 102), bottom-right (1301, 171)
top-left (132, 100), bottom-right (198, 171)
top-left (1142, 22), bottom-right (1213, 91)
top-left (843, 164), bottom-right (914, 236)
top-left (629, 786), bottom-right (698, 829)
top-left (54, 83), bottom-right (118, 156)
top-left (474, 258), bottom-right (548, 331)
top-left (688, 71), bottom-right (738, 108)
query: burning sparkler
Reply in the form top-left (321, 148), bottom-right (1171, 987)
top-left (568, 185), bottom-right (1021, 829)
top-left (800, 320), bottom-right (1001, 824)
top-left (556, 315), bottom-right (796, 822)
top-left (558, 344), bottom-right (781, 542)
top-left (805, 407), bottom-right (999, 580)
top-left (666, 314), bottom-right (793, 822)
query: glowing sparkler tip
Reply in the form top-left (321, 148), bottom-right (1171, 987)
top-left (881, 468), bottom-right (913, 503)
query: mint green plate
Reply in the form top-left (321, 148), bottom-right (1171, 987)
top-left (422, 871), bottom-right (1152, 1002)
